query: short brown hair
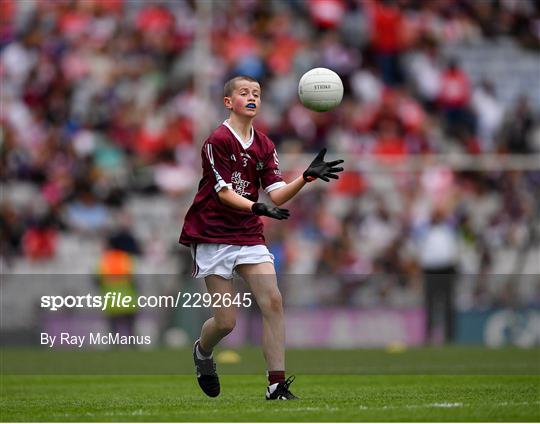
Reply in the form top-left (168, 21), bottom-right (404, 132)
top-left (223, 76), bottom-right (260, 97)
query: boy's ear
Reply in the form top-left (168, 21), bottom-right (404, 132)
top-left (224, 97), bottom-right (233, 110)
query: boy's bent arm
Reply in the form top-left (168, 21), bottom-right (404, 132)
top-left (218, 188), bottom-right (254, 211)
top-left (218, 187), bottom-right (290, 220)
top-left (268, 176), bottom-right (307, 206)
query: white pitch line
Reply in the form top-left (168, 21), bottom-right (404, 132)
top-left (49, 399), bottom-right (540, 418)
top-left (356, 400), bottom-right (539, 411)
top-left (425, 402), bottom-right (463, 408)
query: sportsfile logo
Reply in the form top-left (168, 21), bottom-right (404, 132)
top-left (41, 292), bottom-right (137, 311)
top-left (40, 292), bottom-right (252, 311)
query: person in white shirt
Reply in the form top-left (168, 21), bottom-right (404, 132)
top-left (415, 207), bottom-right (459, 344)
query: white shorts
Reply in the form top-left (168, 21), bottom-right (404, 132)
top-left (190, 244), bottom-right (275, 280)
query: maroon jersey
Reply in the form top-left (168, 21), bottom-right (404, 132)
top-left (179, 121), bottom-right (286, 246)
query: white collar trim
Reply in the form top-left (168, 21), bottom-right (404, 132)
top-left (223, 120), bottom-right (254, 149)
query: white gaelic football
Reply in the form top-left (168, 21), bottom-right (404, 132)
top-left (298, 68), bottom-right (344, 112)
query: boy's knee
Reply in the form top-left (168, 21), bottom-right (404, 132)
top-left (215, 317), bottom-right (236, 334)
top-left (264, 291), bottom-right (283, 314)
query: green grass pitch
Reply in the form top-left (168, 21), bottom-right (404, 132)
top-left (1, 347), bottom-right (539, 422)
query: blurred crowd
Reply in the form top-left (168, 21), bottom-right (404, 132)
top-left (1, 0), bottom-right (539, 308)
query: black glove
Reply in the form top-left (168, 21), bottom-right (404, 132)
top-left (252, 203), bottom-right (290, 220)
top-left (303, 148), bottom-right (344, 182)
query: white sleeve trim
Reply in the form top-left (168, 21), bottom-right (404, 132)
top-left (214, 182), bottom-right (233, 192)
top-left (264, 181), bottom-right (287, 194)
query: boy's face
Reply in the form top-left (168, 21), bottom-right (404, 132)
top-left (224, 80), bottom-right (261, 118)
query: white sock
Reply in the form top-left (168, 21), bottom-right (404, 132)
top-left (196, 343), bottom-right (212, 360)
top-left (267, 382), bottom-right (279, 393)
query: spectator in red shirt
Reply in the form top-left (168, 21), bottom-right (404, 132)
top-left (308, 0), bottom-right (346, 29)
top-left (136, 4), bottom-right (174, 34)
top-left (22, 216), bottom-right (57, 260)
top-left (437, 58), bottom-right (475, 138)
top-left (370, 0), bottom-right (405, 86)
top-left (374, 118), bottom-right (407, 159)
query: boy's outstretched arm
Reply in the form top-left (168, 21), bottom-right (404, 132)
top-left (269, 148), bottom-right (344, 206)
top-left (218, 188), bottom-right (290, 220)
top-left (268, 176), bottom-right (307, 206)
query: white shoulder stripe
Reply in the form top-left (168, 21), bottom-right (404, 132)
top-left (207, 144), bottom-right (215, 165)
top-left (206, 143), bottom-right (231, 192)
